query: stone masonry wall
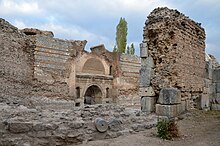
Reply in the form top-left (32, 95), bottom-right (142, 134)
top-left (117, 54), bottom-right (141, 107)
top-left (119, 54), bottom-right (141, 90)
top-left (0, 19), bottom-right (34, 97)
top-left (212, 66), bottom-right (220, 110)
top-left (143, 7), bottom-right (206, 99)
top-left (25, 32), bottom-right (87, 98)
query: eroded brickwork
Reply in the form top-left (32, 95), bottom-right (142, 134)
top-left (143, 7), bottom-right (206, 99)
top-left (119, 54), bottom-right (140, 89)
top-left (0, 19), bottom-right (34, 97)
top-left (22, 28), bottom-right (87, 98)
top-left (116, 54), bottom-right (141, 107)
top-left (21, 28), bottom-right (141, 105)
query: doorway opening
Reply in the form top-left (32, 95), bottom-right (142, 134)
top-left (84, 85), bottom-right (102, 105)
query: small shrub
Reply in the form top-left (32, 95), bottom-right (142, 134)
top-left (157, 119), bottom-right (179, 140)
top-left (157, 119), bottom-right (170, 140)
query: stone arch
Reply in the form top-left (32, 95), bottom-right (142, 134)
top-left (75, 54), bottom-right (110, 75)
top-left (84, 84), bottom-right (103, 105)
top-left (82, 58), bottom-right (105, 74)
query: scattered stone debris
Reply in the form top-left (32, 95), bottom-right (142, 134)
top-left (0, 95), bottom-right (157, 145)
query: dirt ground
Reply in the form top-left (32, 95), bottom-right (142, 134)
top-left (79, 110), bottom-right (220, 146)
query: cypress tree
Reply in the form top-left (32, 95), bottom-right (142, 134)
top-left (114, 17), bottom-right (128, 53)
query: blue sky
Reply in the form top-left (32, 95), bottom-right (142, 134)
top-left (0, 0), bottom-right (219, 61)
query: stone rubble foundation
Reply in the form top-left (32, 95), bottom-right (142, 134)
top-left (0, 95), bottom-right (157, 146)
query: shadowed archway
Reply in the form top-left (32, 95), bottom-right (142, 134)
top-left (84, 85), bottom-right (102, 105)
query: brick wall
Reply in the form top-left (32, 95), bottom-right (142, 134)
top-left (116, 54), bottom-right (141, 107)
top-left (119, 54), bottom-right (141, 90)
top-left (143, 7), bottom-right (206, 98)
top-left (31, 34), bottom-right (86, 98)
top-left (0, 19), bottom-right (34, 96)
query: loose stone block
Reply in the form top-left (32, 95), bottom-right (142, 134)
top-left (8, 122), bottom-right (33, 133)
top-left (140, 68), bottom-right (152, 87)
top-left (201, 94), bottom-right (210, 109)
top-left (141, 97), bottom-right (156, 112)
top-left (140, 43), bottom-right (148, 58)
top-left (156, 104), bottom-right (178, 118)
top-left (139, 87), bottom-right (155, 97)
top-left (158, 88), bottom-right (181, 104)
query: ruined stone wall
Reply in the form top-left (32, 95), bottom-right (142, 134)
top-left (143, 7), bottom-right (206, 99)
top-left (116, 54), bottom-right (141, 107)
top-left (0, 19), bottom-right (34, 97)
top-left (25, 31), bottom-right (87, 98)
top-left (211, 64), bottom-right (220, 110)
top-left (203, 54), bottom-right (220, 110)
top-left (119, 54), bottom-right (141, 91)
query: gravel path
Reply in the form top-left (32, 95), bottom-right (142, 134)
top-left (79, 110), bottom-right (220, 146)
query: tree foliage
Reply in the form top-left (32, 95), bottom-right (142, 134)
top-left (130, 43), bottom-right (135, 55)
top-left (126, 46), bottom-right (130, 54)
top-left (114, 17), bottom-right (128, 53)
top-left (126, 43), bottom-right (135, 55)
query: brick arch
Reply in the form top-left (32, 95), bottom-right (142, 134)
top-left (75, 54), bottom-right (110, 76)
top-left (82, 58), bottom-right (105, 74)
top-left (84, 84), bottom-right (103, 104)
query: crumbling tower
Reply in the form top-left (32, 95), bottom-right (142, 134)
top-left (140, 7), bottom-right (206, 113)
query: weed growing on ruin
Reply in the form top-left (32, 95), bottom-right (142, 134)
top-left (157, 119), bottom-right (179, 140)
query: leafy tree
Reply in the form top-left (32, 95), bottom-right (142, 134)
top-left (114, 17), bottom-right (128, 53)
top-left (126, 43), bottom-right (135, 55)
top-left (126, 46), bottom-right (130, 54)
top-left (130, 43), bottom-right (135, 55)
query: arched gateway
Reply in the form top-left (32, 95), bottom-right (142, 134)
top-left (84, 85), bottom-right (102, 105)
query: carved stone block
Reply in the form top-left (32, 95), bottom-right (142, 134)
top-left (158, 88), bottom-right (181, 104)
top-left (141, 96), bottom-right (156, 112)
top-left (139, 87), bottom-right (155, 97)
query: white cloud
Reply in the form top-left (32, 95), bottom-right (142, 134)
top-left (0, 0), bottom-right (41, 15)
top-left (33, 0), bottom-right (173, 19)
top-left (12, 19), bottom-right (113, 51)
top-left (46, 23), bottom-right (113, 51)
top-left (98, 0), bottom-right (172, 15)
